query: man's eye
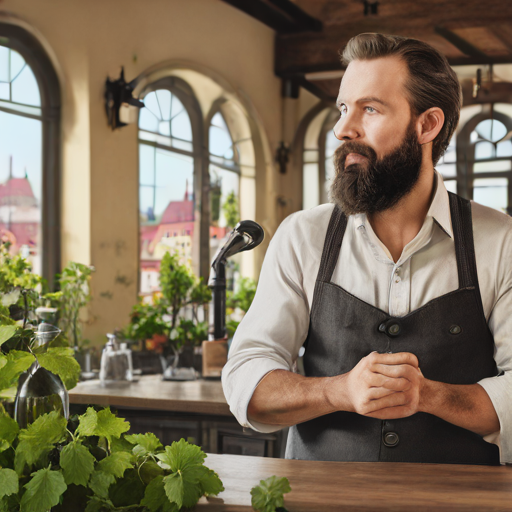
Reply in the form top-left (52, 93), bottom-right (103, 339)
top-left (340, 105), bottom-right (347, 117)
top-left (365, 106), bottom-right (376, 113)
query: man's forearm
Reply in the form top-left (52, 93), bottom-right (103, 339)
top-left (247, 369), bottom-right (343, 427)
top-left (420, 380), bottom-right (500, 436)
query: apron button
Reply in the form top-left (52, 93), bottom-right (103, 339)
top-left (387, 323), bottom-right (401, 336)
top-left (450, 325), bottom-right (462, 335)
top-left (383, 432), bottom-right (399, 447)
top-left (378, 322), bottom-right (387, 333)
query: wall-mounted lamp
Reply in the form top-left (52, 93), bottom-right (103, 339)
top-left (105, 67), bottom-right (144, 130)
top-left (276, 141), bottom-right (290, 174)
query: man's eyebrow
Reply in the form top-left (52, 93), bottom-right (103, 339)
top-left (336, 97), bottom-right (389, 109)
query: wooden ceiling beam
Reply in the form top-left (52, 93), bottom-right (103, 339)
top-left (435, 26), bottom-right (490, 60)
top-left (221, 0), bottom-right (322, 34)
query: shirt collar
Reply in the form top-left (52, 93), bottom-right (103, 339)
top-left (352, 169), bottom-right (453, 239)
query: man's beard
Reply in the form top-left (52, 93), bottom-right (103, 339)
top-left (329, 124), bottom-right (423, 216)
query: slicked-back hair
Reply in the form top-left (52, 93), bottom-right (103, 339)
top-left (342, 33), bottom-right (461, 165)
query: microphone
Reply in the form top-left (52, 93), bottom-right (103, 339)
top-left (208, 220), bottom-right (264, 340)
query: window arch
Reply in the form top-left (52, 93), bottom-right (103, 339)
top-left (207, 99), bottom-right (256, 285)
top-left (138, 77), bottom-right (204, 295)
top-left (456, 108), bottom-right (512, 215)
top-left (0, 23), bottom-right (61, 287)
top-left (301, 106), bottom-right (340, 209)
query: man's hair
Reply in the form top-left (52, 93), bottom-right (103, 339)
top-left (342, 33), bottom-right (461, 165)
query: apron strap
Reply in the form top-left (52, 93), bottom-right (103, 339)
top-left (317, 205), bottom-right (348, 283)
top-left (448, 192), bottom-right (483, 300)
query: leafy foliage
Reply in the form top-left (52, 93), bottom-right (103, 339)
top-left (58, 262), bottom-right (95, 349)
top-left (251, 476), bottom-right (291, 512)
top-left (124, 250), bottom-right (212, 353)
top-left (222, 190), bottom-right (240, 229)
top-left (0, 406), bottom-right (225, 512)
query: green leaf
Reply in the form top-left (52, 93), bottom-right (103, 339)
top-left (96, 452), bottom-right (133, 479)
top-left (108, 468), bottom-right (145, 508)
top-left (199, 466), bottom-right (224, 497)
top-left (37, 347), bottom-right (81, 390)
top-left (0, 468), bottom-right (18, 499)
top-left (60, 440), bottom-right (96, 487)
top-left (156, 438), bottom-right (205, 473)
top-left (109, 435), bottom-right (133, 454)
top-left (141, 475), bottom-right (178, 512)
top-left (76, 408), bottom-right (130, 444)
top-left (20, 467), bottom-right (67, 512)
top-left (250, 476), bottom-right (291, 512)
top-left (125, 432), bottom-right (162, 456)
top-left (15, 411), bottom-right (67, 473)
top-left (0, 410), bottom-right (19, 452)
top-left (84, 496), bottom-right (115, 512)
top-left (0, 351), bottom-right (35, 392)
top-left (0, 325), bottom-right (17, 346)
top-left (139, 460), bottom-right (164, 485)
top-left (89, 471), bottom-right (115, 500)
top-left (164, 465), bottom-right (207, 509)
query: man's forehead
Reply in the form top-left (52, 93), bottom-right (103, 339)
top-left (337, 56), bottom-right (408, 105)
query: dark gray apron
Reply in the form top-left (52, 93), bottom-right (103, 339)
top-left (285, 192), bottom-right (500, 465)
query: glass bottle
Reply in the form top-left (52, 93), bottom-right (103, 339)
top-left (100, 333), bottom-right (134, 386)
top-left (14, 324), bottom-right (69, 429)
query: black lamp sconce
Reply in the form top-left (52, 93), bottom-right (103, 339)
top-left (276, 141), bottom-right (290, 174)
top-left (105, 67), bottom-right (144, 130)
top-left (363, 1), bottom-right (379, 15)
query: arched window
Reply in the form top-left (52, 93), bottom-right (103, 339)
top-left (208, 101), bottom-right (256, 283)
top-left (457, 108), bottom-right (512, 215)
top-left (0, 24), bottom-right (61, 285)
top-left (302, 107), bottom-right (340, 209)
top-left (138, 79), bottom-right (201, 295)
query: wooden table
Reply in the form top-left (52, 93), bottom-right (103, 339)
top-left (69, 375), bottom-right (230, 416)
top-left (196, 454), bottom-right (512, 511)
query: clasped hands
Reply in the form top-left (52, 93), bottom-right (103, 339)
top-left (339, 351), bottom-right (427, 419)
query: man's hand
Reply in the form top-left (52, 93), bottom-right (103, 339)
top-left (329, 352), bottom-right (424, 419)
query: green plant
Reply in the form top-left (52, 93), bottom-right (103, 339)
top-left (0, 406), bottom-right (224, 511)
top-left (222, 190), bottom-right (240, 229)
top-left (58, 263), bottom-right (95, 350)
top-left (0, 246), bottom-right (82, 399)
top-left (226, 276), bottom-right (257, 338)
top-left (251, 476), bottom-right (291, 512)
top-left (125, 251), bottom-right (212, 355)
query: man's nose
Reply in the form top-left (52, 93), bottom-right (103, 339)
top-left (333, 114), bottom-right (361, 141)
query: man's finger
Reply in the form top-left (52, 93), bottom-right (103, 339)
top-left (371, 363), bottom-right (420, 380)
top-left (368, 351), bottom-right (419, 368)
top-left (367, 386), bottom-right (402, 400)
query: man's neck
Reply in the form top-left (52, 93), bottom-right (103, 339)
top-left (367, 166), bottom-right (436, 263)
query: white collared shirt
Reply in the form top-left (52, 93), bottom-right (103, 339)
top-left (222, 172), bottom-right (512, 464)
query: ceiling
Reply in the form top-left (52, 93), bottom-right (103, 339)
top-left (223, 0), bottom-right (512, 103)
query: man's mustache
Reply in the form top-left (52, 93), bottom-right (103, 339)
top-left (334, 141), bottom-right (378, 168)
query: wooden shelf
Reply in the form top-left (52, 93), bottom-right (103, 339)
top-left (69, 375), bottom-right (231, 416)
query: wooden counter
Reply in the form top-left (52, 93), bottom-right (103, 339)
top-left (196, 454), bottom-right (512, 511)
top-left (69, 375), bottom-right (230, 416)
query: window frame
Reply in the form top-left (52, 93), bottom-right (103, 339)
top-left (456, 110), bottom-right (512, 215)
top-left (0, 22), bottom-right (61, 288)
top-left (137, 76), bottom-right (208, 284)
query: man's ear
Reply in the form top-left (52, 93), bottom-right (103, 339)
top-left (416, 107), bottom-right (445, 145)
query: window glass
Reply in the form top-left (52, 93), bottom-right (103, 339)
top-left (138, 89), bottom-right (194, 295)
top-left (475, 141), bottom-right (495, 160)
top-left (208, 113), bottom-right (241, 264)
top-left (0, 46), bottom-right (42, 274)
top-left (475, 119), bottom-right (507, 143)
top-left (473, 178), bottom-right (508, 213)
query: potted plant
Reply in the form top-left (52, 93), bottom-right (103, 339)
top-left (124, 250), bottom-right (211, 375)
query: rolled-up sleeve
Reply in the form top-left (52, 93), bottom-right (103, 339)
top-left (221, 213), bottom-right (312, 433)
top-left (478, 221), bottom-right (512, 464)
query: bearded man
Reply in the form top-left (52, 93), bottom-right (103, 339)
top-left (222, 33), bottom-right (512, 465)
